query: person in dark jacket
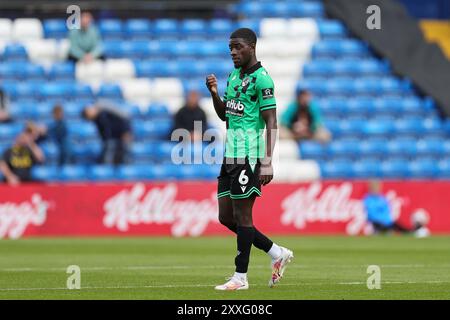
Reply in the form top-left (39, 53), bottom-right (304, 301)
top-left (174, 90), bottom-right (208, 142)
top-left (82, 103), bottom-right (131, 165)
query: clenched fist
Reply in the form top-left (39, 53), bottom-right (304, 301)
top-left (205, 74), bottom-right (218, 95)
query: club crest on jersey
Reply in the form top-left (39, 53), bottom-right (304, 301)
top-left (241, 77), bottom-right (250, 88)
top-left (226, 99), bottom-right (245, 116)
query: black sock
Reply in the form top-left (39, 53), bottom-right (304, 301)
top-left (235, 226), bottom-right (255, 273)
top-left (224, 224), bottom-right (273, 253)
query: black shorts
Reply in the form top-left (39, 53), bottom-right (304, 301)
top-left (217, 157), bottom-right (262, 200)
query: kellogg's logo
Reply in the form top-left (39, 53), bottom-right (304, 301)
top-left (103, 183), bottom-right (219, 237)
top-left (0, 194), bottom-right (49, 239)
top-left (280, 182), bottom-right (406, 235)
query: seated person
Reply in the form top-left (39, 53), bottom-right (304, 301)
top-left (280, 88), bottom-right (331, 143)
top-left (68, 11), bottom-right (103, 63)
top-left (0, 132), bottom-right (45, 185)
top-left (363, 180), bottom-right (429, 237)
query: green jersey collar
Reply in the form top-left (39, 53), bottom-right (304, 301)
top-left (239, 61), bottom-right (262, 78)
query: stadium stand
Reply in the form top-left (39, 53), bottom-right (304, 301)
top-left (0, 0), bottom-right (449, 182)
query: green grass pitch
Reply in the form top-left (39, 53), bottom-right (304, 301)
top-left (0, 236), bottom-right (449, 299)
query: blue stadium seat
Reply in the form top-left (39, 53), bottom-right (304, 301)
top-left (68, 122), bottom-right (97, 139)
top-left (235, 19), bottom-right (260, 35)
top-left (172, 41), bottom-right (202, 57)
top-left (299, 141), bottom-right (328, 159)
top-left (0, 63), bottom-right (29, 80)
top-left (3, 44), bottom-right (28, 61)
top-left (407, 160), bottom-right (438, 178)
top-left (43, 19), bottom-right (67, 38)
top-left (40, 142), bottom-right (59, 161)
top-left (359, 139), bottom-right (389, 157)
top-left (153, 19), bottom-right (179, 38)
top-left (317, 20), bottom-right (347, 38)
top-left (102, 40), bottom-right (126, 58)
top-left (352, 160), bottom-right (382, 178)
top-left (328, 139), bottom-right (360, 158)
top-left (135, 60), bottom-right (160, 77)
top-left (209, 19), bottom-right (233, 36)
top-left (321, 161), bottom-right (353, 179)
top-left (119, 41), bottom-right (151, 58)
top-left (130, 142), bottom-right (154, 160)
top-left (98, 19), bottom-right (124, 39)
top-left (132, 120), bottom-right (172, 139)
top-left (64, 102), bottom-right (85, 119)
top-left (147, 103), bottom-right (170, 118)
top-left (237, 2), bottom-right (264, 17)
top-left (125, 19), bottom-right (152, 39)
top-left (71, 142), bottom-right (101, 162)
top-left (386, 138), bottom-right (418, 157)
top-left (21, 63), bottom-right (45, 79)
top-left (97, 84), bottom-right (123, 99)
top-left (172, 164), bottom-right (203, 180)
top-left (198, 41), bottom-right (228, 57)
top-left (0, 123), bottom-right (24, 139)
top-left (32, 166), bottom-right (59, 181)
top-left (180, 19), bottom-right (207, 37)
top-left (73, 83), bottom-right (93, 99)
top-left (437, 160), bottom-right (450, 179)
top-left (346, 98), bottom-right (375, 115)
top-left (267, 2), bottom-right (290, 17)
top-left (89, 165), bottom-right (117, 181)
top-left (398, 97), bottom-right (424, 116)
top-left (380, 159), bottom-right (410, 178)
top-left (153, 141), bottom-right (176, 160)
top-left (8, 103), bottom-right (36, 119)
top-left (394, 118), bottom-right (424, 136)
top-left (312, 40), bottom-right (369, 58)
top-left (39, 83), bottom-right (71, 99)
top-left (59, 165), bottom-right (88, 181)
top-left (117, 164), bottom-right (174, 180)
top-left (416, 138), bottom-right (446, 157)
top-left (48, 62), bottom-right (75, 80)
top-left (293, 1), bottom-right (324, 17)
top-left (35, 102), bottom-right (54, 119)
top-left (362, 121), bottom-right (395, 136)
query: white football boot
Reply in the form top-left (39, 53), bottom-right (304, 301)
top-left (215, 275), bottom-right (249, 291)
top-left (269, 247), bottom-right (294, 288)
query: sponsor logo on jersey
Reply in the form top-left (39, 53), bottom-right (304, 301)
top-left (261, 88), bottom-right (274, 99)
top-left (226, 99), bottom-right (245, 116)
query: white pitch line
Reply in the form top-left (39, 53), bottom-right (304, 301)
top-left (2, 264), bottom-right (450, 272)
top-left (1, 280), bottom-right (449, 292)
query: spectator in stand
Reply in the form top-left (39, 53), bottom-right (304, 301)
top-left (47, 105), bottom-right (70, 166)
top-left (0, 132), bottom-right (45, 185)
top-left (280, 88), bottom-right (331, 143)
top-left (82, 102), bottom-right (131, 165)
top-left (173, 90), bottom-right (208, 142)
top-left (0, 89), bottom-right (12, 123)
top-left (0, 109), bottom-right (13, 123)
top-left (363, 179), bottom-right (429, 237)
top-left (68, 11), bottom-right (103, 63)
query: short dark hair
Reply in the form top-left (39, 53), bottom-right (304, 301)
top-left (230, 28), bottom-right (257, 45)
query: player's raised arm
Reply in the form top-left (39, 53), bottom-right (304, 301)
top-left (206, 74), bottom-right (226, 121)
